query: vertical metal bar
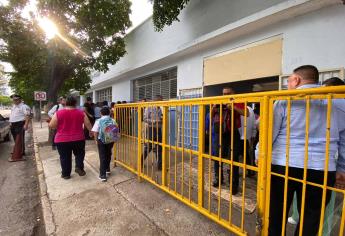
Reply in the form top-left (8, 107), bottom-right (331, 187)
top-left (198, 105), bottom-right (205, 207)
top-left (138, 106), bottom-right (142, 179)
top-left (189, 105), bottom-right (192, 202)
top-left (241, 102), bottom-right (248, 230)
top-left (182, 104), bottom-right (185, 197)
top-left (127, 107), bottom-right (133, 167)
top-left (208, 104), bottom-right (212, 212)
top-left (218, 103), bottom-right (223, 219)
top-left (162, 106), bottom-right (168, 186)
top-left (151, 105), bottom-right (154, 178)
top-left (299, 96), bottom-right (311, 236)
top-left (318, 95), bottom-right (332, 236)
top-left (281, 98), bottom-right (291, 235)
top-left (121, 107), bottom-right (124, 164)
top-left (175, 106), bottom-right (178, 192)
top-left (229, 101), bottom-right (234, 223)
top-left (263, 98), bottom-right (275, 236)
top-left (113, 107), bottom-right (117, 167)
top-left (168, 106), bottom-right (172, 189)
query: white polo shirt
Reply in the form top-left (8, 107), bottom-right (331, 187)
top-left (9, 102), bottom-right (30, 123)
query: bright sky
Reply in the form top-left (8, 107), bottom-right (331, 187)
top-left (0, 0), bottom-right (153, 72)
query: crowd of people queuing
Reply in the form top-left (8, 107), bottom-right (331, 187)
top-left (7, 64), bottom-right (345, 235)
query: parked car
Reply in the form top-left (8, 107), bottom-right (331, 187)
top-left (0, 114), bottom-right (10, 142)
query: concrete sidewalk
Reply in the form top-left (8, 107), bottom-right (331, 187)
top-left (33, 122), bottom-right (231, 236)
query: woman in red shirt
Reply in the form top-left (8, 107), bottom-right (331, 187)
top-left (49, 96), bottom-right (92, 179)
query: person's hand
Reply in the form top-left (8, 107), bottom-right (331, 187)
top-left (335, 171), bottom-right (345, 190)
top-left (24, 124), bottom-right (28, 130)
top-left (89, 131), bottom-right (94, 138)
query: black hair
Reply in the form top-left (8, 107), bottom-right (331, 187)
top-left (116, 101), bottom-right (122, 104)
top-left (66, 95), bottom-right (77, 107)
top-left (110, 102), bottom-right (115, 108)
top-left (121, 101), bottom-right (127, 104)
top-left (293, 65), bottom-right (319, 83)
top-left (86, 97), bottom-right (92, 102)
top-left (322, 77), bottom-right (345, 86)
top-left (102, 101), bottom-right (108, 106)
top-left (100, 106), bottom-right (111, 116)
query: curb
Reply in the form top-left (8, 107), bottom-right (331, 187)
top-left (33, 128), bottom-right (56, 236)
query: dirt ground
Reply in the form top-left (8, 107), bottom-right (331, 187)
top-left (0, 121), bottom-right (45, 236)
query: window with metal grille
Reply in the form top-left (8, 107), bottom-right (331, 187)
top-left (133, 67), bottom-right (177, 101)
top-left (96, 87), bottom-right (112, 102)
top-left (177, 88), bottom-right (203, 151)
top-left (279, 68), bottom-right (345, 90)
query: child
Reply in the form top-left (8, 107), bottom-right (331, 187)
top-left (92, 106), bottom-right (119, 182)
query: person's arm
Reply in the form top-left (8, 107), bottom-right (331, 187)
top-left (84, 113), bottom-right (92, 131)
top-left (272, 101), bottom-right (285, 145)
top-left (23, 105), bottom-right (31, 130)
top-left (234, 103), bottom-right (249, 117)
top-left (91, 119), bottom-right (100, 144)
top-left (49, 113), bottom-right (58, 129)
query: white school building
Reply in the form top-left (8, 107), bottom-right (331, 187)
top-left (78, 0), bottom-right (345, 104)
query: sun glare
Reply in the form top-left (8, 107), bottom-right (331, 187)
top-left (38, 17), bottom-right (58, 39)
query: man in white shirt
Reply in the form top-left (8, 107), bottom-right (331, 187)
top-left (48, 96), bottom-right (66, 118)
top-left (238, 106), bottom-right (256, 177)
top-left (9, 94), bottom-right (31, 161)
top-left (48, 96), bottom-right (66, 150)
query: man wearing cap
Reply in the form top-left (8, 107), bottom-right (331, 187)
top-left (9, 94), bottom-right (31, 161)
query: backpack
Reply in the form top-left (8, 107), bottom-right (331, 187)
top-left (98, 117), bottom-right (120, 144)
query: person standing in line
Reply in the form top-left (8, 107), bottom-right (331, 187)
top-left (268, 65), bottom-right (345, 235)
top-left (211, 87), bottom-right (246, 194)
top-left (287, 77), bottom-right (345, 235)
top-left (92, 106), bottom-right (119, 182)
top-left (48, 96), bottom-right (66, 150)
top-left (238, 105), bottom-right (256, 177)
top-left (94, 102), bottom-right (102, 120)
top-left (83, 102), bottom-right (95, 140)
top-left (8, 94), bottom-right (31, 161)
top-left (141, 95), bottom-right (163, 170)
top-left (49, 95), bottom-right (93, 179)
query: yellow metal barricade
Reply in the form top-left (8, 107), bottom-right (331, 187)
top-left (113, 86), bottom-right (345, 236)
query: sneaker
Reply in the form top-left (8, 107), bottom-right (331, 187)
top-left (99, 176), bottom-right (107, 182)
top-left (288, 217), bottom-right (298, 225)
top-left (75, 168), bottom-right (86, 176)
top-left (61, 174), bottom-right (71, 180)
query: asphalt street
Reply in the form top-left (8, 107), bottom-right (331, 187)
top-left (0, 118), bottom-right (45, 236)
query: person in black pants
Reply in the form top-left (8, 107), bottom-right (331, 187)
top-left (92, 106), bottom-right (116, 182)
top-left (269, 165), bottom-right (335, 236)
top-left (9, 94), bottom-right (31, 161)
top-left (141, 95), bottom-right (163, 171)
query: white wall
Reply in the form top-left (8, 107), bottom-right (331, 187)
top-left (176, 4), bottom-right (345, 91)
top-left (111, 80), bottom-right (131, 102)
top-left (91, 0), bottom-right (285, 87)
top-left (91, 3), bottom-right (345, 101)
top-left (282, 5), bottom-right (345, 74)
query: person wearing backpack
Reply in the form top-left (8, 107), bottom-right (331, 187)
top-left (48, 96), bottom-right (66, 150)
top-left (92, 106), bottom-right (120, 182)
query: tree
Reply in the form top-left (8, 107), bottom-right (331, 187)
top-left (0, 95), bottom-right (11, 106)
top-left (0, 0), bottom-right (132, 104)
top-left (0, 0), bottom-right (191, 105)
top-left (152, 0), bottom-right (191, 32)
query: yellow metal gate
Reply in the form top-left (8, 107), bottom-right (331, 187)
top-left (113, 86), bottom-right (345, 236)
